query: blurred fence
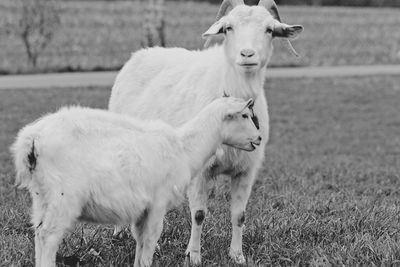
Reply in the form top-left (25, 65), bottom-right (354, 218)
top-left (192, 0), bottom-right (400, 6)
top-left (2, 0), bottom-right (399, 74)
top-left (61, 0), bottom-right (400, 7)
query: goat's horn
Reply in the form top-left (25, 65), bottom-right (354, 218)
top-left (215, 0), bottom-right (231, 22)
top-left (258, 0), bottom-right (280, 21)
top-left (258, 0), bottom-right (300, 57)
top-left (204, 0), bottom-right (231, 48)
top-left (204, 0), bottom-right (244, 48)
top-left (215, 0), bottom-right (244, 21)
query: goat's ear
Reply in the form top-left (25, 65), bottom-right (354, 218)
top-left (225, 99), bottom-right (254, 120)
top-left (202, 19), bottom-right (225, 38)
top-left (245, 98), bottom-right (254, 110)
top-left (273, 23), bottom-right (303, 39)
top-left (236, 98), bottom-right (254, 113)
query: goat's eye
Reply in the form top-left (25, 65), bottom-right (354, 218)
top-left (242, 114), bottom-right (249, 119)
top-left (225, 26), bottom-right (233, 32)
top-left (225, 114), bottom-right (234, 120)
top-left (266, 28), bottom-right (273, 34)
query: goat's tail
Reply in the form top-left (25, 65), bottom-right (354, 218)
top-left (10, 126), bottom-right (40, 189)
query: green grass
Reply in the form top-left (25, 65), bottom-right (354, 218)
top-left (1, 75), bottom-right (400, 266)
top-left (1, 1), bottom-right (400, 74)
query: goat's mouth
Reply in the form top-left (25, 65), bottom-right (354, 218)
top-left (237, 63), bottom-right (259, 72)
top-left (242, 144), bottom-right (256, 151)
top-left (238, 63), bottom-right (258, 67)
top-left (226, 140), bottom-right (260, 151)
top-left (240, 141), bottom-right (260, 151)
top-left (250, 140), bottom-right (261, 149)
top-left (227, 142), bottom-right (255, 152)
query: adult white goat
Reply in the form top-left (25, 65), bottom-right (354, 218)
top-left (109, 0), bottom-right (303, 264)
top-left (11, 97), bottom-right (260, 267)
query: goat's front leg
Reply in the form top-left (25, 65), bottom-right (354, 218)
top-left (140, 211), bottom-right (164, 267)
top-left (132, 224), bottom-right (144, 267)
top-left (185, 173), bottom-right (208, 265)
top-left (229, 169), bottom-right (257, 264)
top-left (133, 207), bottom-right (164, 267)
top-left (133, 207), bottom-right (149, 267)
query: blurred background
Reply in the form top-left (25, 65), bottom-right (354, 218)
top-left (1, 0), bottom-right (399, 74)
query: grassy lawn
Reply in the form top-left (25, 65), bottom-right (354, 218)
top-left (1, 1), bottom-right (400, 74)
top-left (1, 75), bottom-right (400, 266)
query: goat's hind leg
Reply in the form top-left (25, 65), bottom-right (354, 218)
top-left (31, 194), bottom-right (46, 266)
top-left (37, 228), bottom-right (66, 267)
top-left (34, 195), bottom-right (79, 267)
top-left (36, 214), bottom-right (76, 267)
top-left (34, 227), bottom-right (42, 266)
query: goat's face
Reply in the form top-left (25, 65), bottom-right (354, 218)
top-left (221, 98), bottom-right (261, 151)
top-left (203, 5), bottom-right (303, 74)
top-left (224, 6), bottom-right (275, 73)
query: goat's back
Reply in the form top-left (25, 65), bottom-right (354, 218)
top-left (109, 46), bottom-right (225, 127)
top-left (11, 107), bottom-right (189, 201)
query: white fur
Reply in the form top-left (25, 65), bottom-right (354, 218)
top-left (109, 3), bottom-right (303, 264)
top-left (11, 97), bottom-right (259, 267)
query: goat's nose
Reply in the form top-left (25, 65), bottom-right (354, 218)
top-left (240, 49), bottom-right (255, 58)
top-left (258, 136), bottom-right (262, 142)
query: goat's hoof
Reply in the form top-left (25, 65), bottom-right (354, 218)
top-left (113, 225), bottom-right (125, 237)
top-left (185, 250), bottom-right (201, 266)
top-left (113, 232), bottom-right (122, 239)
top-left (113, 230), bottom-right (123, 238)
top-left (229, 248), bottom-right (246, 264)
top-left (111, 229), bottom-right (128, 243)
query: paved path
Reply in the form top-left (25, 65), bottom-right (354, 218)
top-left (1, 65), bottom-right (400, 90)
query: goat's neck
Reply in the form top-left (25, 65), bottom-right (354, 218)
top-left (178, 108), bottom-right (223, 178)
top-left (222, 60), bottom-right (266, 100)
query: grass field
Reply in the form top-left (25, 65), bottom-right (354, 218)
top-left (1, 1), bottom-right (400, 74)
top-left (1, 75), bottom-right (400, 266)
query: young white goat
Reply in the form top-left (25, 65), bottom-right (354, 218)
top-left (11, 97), bottom-right (260, 267)
top-left (109, 0), bottom-right (303, 264)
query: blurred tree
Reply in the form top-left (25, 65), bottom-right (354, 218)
top-left (14, 0), bottom-right (60, 68)
top-left (142, 0), bottom-right (166, 47)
